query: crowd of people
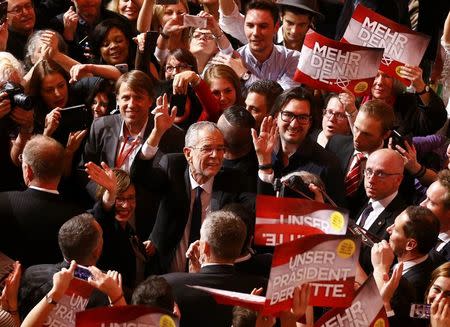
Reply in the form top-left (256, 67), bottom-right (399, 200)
top-left (0, 0), bottom-right (450, 326)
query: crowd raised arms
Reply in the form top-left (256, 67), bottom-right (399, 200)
top-left (0, 0), bottom-right (450, 326)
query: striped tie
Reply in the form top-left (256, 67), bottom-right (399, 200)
top-left (345, 153), bottom-right (366, 196)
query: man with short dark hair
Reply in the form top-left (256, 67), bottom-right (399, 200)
top-left (326, 99), bottom-right (396, 215)
top-left (217, 106), bottom-right (257, 191)
top-left (0, 135), bottom-right (84, 266)
top-left (276, 0), bottom-right (323, 50)
top-left (387, 206), bottom-right (440, 300)
top-left (162, 210), bottom-right (267, 327)
top-left (253, 86), bottom-right (345, 205)
top-left (132, 276), bottom-right (175, 313)
top-left (421, 170), bottom-right (450, 263)
top-left (18, 213), bottom-right (107, 319)
top-left (216, 0), bottom-right (300, 90)
top-left (78, 70), bottom-right (184, 240)
top-left (245, 80), bottom-right (283, 130)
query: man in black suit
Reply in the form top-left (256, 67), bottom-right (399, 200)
top-left (0, 135), bottom-right (84, 267)
top-left (326, 100), bottom-right (395, 216)
top-left (357, 148), bottom-right (407, 274)
top-left (387, 206), bottom-right (440, 301)
top-left (421, 170), bottom-right (450, 264)
top-left (162, 210), bottom-right (267, 327)
top-left (18, 213), bottom-right (115, 319)
top-left (146, 121), bottom-right (254, 273)
top-left (253, 87), bottom-right (345, 206)
top-left (78, 70), bottom-right (184, 240)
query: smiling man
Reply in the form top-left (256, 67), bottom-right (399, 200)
top-left (6, 0), bottom-right (36, 60)
top-left (145, 121), bottom-right (255, 274)
top-left (218, 0), bottom-right (300, 90)
top-left (78, 70), bottom-right (184, 240)
top-left (253, 86), bottom-right (345, 206)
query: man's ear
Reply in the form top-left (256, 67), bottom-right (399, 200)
top-left (24, 163), bottom-right (34, 184)
top-left (183, 146), bottom-right (191, 163)
top-left (382, 130), bottom-right (392, 141)
top-left (405, 238), bottom-right (417, 252)
top-left (274, 20), bottom-right (280, 34)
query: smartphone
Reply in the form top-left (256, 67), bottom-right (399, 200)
top-left (74, 264), bottom-right (93, 281)
top-left (155, 0), bottom-right (179, 4)
top-left (58, 104), bottom-right (91, 131)
top-left (183, 15), bottom-right (207, 29)
top-left (115, 63), bottom-right (128, 74)
top-left (0, 1), bottom-right (7, 25)
top-left (281, 175), bottom-right (315, 199)
top-left (391, 130), bottom-right (412, 148)
top-left (410, 304), bottom-right (430, 319)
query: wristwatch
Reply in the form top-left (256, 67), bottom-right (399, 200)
top-left (241, 71), bottom-right (251, 82)
top-left (45, 293), bottom-right (58, 305)
top-left (416, 85), bottom-right (430, 95)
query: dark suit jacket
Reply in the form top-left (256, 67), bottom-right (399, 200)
top-left (162, 265), bottom-right (267, 327)
top-left (18, 262), bottom-right (108, 320)
top-left (326, 135), bottom-right (367, 216)
top-left (0, 188), bottom-right (84, 267)
top-left (429, 242), bottom-right (450, 268)
top-left (78, 114), bottom-right (185, 240)
top-left (259, 137), bottom-right (345, 207)
top-left (357, 194), bottom-right (408, 274)
top-left (403, 257), bottom-right (436, 303)
top-left (148, 154), bottom-right (255, 273)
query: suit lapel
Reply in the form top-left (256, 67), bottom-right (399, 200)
top-left (104, 116), bottom-right (122, 167)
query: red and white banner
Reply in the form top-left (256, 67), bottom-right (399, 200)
top-left (255, 195), bottom-right (349, 246)
top-left (191, 235), bottom-right (360, 315)
top-left (294, 30), bottom-right (383, 95)
top-left (314, 276), bottom-right (389, 327)
top-left (264, 234), bottom-right (360, 314)
top-left (342, 4), bottom-right (430, 85)
top-left (76, 305), bottom-right (179, 327)
top-left (44, 279), bottom-right (93, 327)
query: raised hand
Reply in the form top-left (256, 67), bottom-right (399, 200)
top-left (252, 116), bottom-right (278, 166)
top-left (173, 71), bottom-right (200, 95)
top-left (63, 6), bottom-right (79, 41)
top-left (152, 93), bottom-right (177, 134)
top-left (0, 261), bottom-right (22, 313)
top-left (43, 108), bottom-right (62, 136)
top-left (85, 161), bottom-right (117, 195)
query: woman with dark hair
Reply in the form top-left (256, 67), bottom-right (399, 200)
top-left (86, 78), bottom-right (116, 119)
top-left (90, 18), bottom-right (136, 68)
top-left (158, 48), bottom-right (222, 129)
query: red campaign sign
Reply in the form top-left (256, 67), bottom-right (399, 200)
top-left (263, 234), bottom-right (361, 315)
top-left (255, 195), bottom-right (349, 247)
top-left (294, 29), bottom-right (383, 95)
top-left (76, 305), bottom-right (179, 327)
top-left (342, 4), bottom-right (430, 85)
top-left (44, 279), bottom-right (93, 327)
top-left (314, 276), bottom-right (389, 327)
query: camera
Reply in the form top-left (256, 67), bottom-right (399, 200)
top-left (1, 82), bottom-right (33, 110)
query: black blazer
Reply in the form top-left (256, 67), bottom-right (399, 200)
top-left (429, 242), bottom-right (450, 268)
top-left (148, 154), bottom-right (255, 273)
top-left (162, 264), bottom-right (267, 327)
top-left (403, 256), bottom-right (436, 303)
top-left (0, 188), bottom-right (84, 267)
top-left (77, 114), bottom-right (185, 240)
top-left (358, 193), bottom-right (408, 274)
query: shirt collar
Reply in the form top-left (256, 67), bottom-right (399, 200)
top-left (119, 119), bottom-right (148, 143)
top-left (29, 185), bottom-right (59, 195)
top-left (370, 191), bottom-right (398, 210)
top-left (189, 171), bottom-right (214, 195)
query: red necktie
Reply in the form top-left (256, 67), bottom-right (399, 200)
top-left (345, 153), bottom-right (366, 196)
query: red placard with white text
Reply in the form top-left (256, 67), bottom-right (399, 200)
top-left (342, 4), bottom-right (430, 85)
top-left (44, 279), bottom-right (93, 327)
top-left (255, 195), bottom-right (349, 247)
top-left (294, 30), bottom-right (383, 95)
top-left (314, 276), bottom-right (389, 327)
top-left (190, 234), bottom-right (360, 315)
top-left (264, 234), bottom-right (360, 314)
top-left (76, 305), bottom-right (179, 327)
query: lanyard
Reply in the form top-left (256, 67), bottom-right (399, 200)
top-left (115, 129), bottom-right (141, 168)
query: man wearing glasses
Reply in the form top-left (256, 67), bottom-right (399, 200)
top-left (253, 86), bottom-right (345, 206)
top-left (357, 148), bottom-right (408, 274)
top-left (143, 121), bottom-right (254, 274)
top-left (6, 0), bottom-right (35, 60)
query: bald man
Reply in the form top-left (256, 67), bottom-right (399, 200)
top-left (357, 149), bottom-right (409, 274)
